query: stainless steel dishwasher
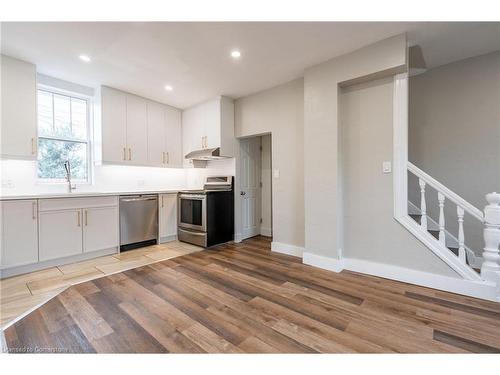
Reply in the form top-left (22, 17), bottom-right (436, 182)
top-left (119, 195), bottom-right (158, 251)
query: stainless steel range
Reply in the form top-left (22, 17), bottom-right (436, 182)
top-left (178, 176), bottom-right (234, 248)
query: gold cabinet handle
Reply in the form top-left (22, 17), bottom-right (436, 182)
top-left (166, 151), bottom-right (169, 164)
top-left (123, 147), bottom-right (127, 160)
top-left (85, 210), bottom-right (88, 226)
top-left (161, 195), bottom-right (164, 208)
top-left (32, 201), bottom-right (36, 220)
top-left (162, 152), bottom-right (165, 164)
top-left (128, 147), bottom-right (132, 161)
top-left (31, 138), bottom-right (36, 155)
top-left (77, 211), bottom-right (81, 227)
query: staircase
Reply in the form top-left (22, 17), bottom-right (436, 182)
top-left (405, 162), bottom-right (500, 301)
top-left (408, 213), bottom-right (480, 271)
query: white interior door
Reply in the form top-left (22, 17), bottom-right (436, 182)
top-left (240, 137), bottom-right (261, 240)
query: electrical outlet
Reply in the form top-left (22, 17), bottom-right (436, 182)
top-left (273, 168), bottom-right (280, 179)
top-left (1, 180), bottom-right (14, 188)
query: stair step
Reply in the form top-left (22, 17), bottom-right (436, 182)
top-left (447, 247), bottom-right (459, 257)
top-left (409, 214), bottom-right (421, 225)
top-left (428, 229), bottom-right (439, 240)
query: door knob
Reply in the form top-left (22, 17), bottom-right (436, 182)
top-left (240, 191), bottom-right (246, 196)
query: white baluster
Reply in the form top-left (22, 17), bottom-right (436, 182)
top-left (457, 206), bottom-right (466, 263)
top-left (438, 192), bottom-right (446, 246)
top-left (419, 178), bottom-right (427, 231)
top-left (481, 192), bottom-right (500, 285)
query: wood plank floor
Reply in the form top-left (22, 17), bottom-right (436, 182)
top-left (0, 240), bottom-right (201, 329)
top-left (3, 236), bottom-right (500, 353)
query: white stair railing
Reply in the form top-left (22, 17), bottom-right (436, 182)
top-left (481, 192), bottom-right (500, 285)
top-left (408, 162), bottom-right (484, 268)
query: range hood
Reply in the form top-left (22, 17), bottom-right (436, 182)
top-left (185, 147), bottom-right (229, 161)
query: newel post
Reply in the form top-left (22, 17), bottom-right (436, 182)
top-left (481, 192), bottom-right (500, 286)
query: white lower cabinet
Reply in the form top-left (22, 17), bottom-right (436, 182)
top-left (39, 209), bottom-right (83, 262)
top-left (0, 200), bottom-right (38, 269)
top-left (38, 196), bottom-right (119, 263)
top-left (83, 206), bottom-right (119, 253)
top-left (159, 194), bottom-right (177, 243)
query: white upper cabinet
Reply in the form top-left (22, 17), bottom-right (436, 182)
top-left (1, 55), bottom-right (37, 160)
top-left (0, 200), bottom-right (38, 269)
top-left (204, 98), bottom-right (222, 149)
top-left (101, 86), bottom-right (127, 163)
top-left (125, 94), bottom-right (148, 165)
top-left (181, 96), bottom-right (234, 163)
top-left (147, 101), bottom-right (167, 166)
top-left (101, 86), bottom-right (182, 168)
top-left (164, 106), bottom-right (182, 168)
top-left (147, 101), bottom-right (182, 168)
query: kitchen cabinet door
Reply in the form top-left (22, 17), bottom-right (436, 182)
top-left (147, 101), bottom-right (167, 166)
top-left (101, 87), bottom-right (127, 163)
top-left (165, 106), bottom-right (182, 168)
top-left (126, 94), bottom-right (148, 165)
top-left (39, 209), bottom-right (83, 261)
top-left (83, 206), bottom-right (119, 253)
top-left (1, 55), bottom-right (37, 159)
top-left (159, 194), bottom-right (177, 243)
top-left (0, 200), bottom-right (38, 268)
top-left (181, 107), bottom-right (198, 168)
top-left (204, 98), bottom-right (221, 150)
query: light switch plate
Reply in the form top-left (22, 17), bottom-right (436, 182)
top-left (382, 161), bottom-right (392, 174)
top-left (273, 168), bottom-right (280, 179)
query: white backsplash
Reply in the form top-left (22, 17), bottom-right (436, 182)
top-left (0, 158), bottom-right (235, 196)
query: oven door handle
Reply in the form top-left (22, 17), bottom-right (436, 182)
top-left (179, 194), bottom-right (206, 200)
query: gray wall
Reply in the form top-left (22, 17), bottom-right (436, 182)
top-left (304, 34), bottom-right (407, 259)
top-left (409, 51), bottom-right (500, 255)
top-left (235, 79), bottom-right (304, 248)
top-left (340, 77), bottom-right (458, 276)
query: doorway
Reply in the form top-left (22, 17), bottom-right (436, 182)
top-left (237, 134), bottom-right (272, 241)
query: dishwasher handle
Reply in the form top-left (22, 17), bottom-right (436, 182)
top-left (120, 196), bottom-right (158, 202)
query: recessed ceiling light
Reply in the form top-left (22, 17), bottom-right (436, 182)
top-left (79, 54), bottom-right (91, 63)
top-left (164, 85), bottom-right (173, 92)
top-left (231, 50), bottom-right (241, 59)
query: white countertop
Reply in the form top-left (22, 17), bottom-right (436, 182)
top-left (0, 189), bottom-right (181, 200)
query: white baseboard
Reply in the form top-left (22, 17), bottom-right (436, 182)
top-left (0, 247), bottom-right (118, 279)
top-left (159, 234), bottom-right (177, 244)
top-left (271, 241), bottom-right (304, 257)
top-left (303, 252), bottom-right (344, 272)
top-left (234, 233), bottom-right (243, 243)
top-left (260, 226), bottom-right (272, 237)
top-left (304, 252), bottom-right (498, 302)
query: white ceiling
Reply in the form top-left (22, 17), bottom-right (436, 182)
top-left (1, 22), bottom-right (499, 109)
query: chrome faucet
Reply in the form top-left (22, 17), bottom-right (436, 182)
top-left (63, 160), bottom-right (76, 193)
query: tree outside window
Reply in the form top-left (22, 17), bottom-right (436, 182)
top-left (37, 89), bottom-right (90, 182)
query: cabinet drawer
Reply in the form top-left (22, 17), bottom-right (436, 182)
top-left (39, 196), bottom-right (118, 211)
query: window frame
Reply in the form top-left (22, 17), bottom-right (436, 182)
top-left (36, 84), bottom-right (93, 185)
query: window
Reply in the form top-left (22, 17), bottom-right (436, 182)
top-left (37, 88), bottom-right (91, 183)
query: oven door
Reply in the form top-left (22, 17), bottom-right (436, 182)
top-left (178, 194), bottom-right (207, 232)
